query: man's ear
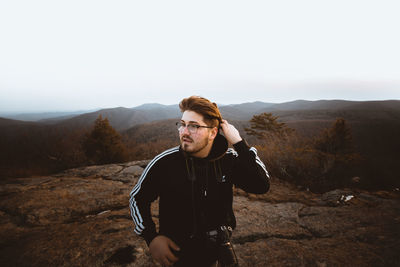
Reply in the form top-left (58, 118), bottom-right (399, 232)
top-left (209, 127), bottom-right (218, 141)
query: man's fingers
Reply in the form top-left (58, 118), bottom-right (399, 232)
top-left (166, 239), bottom-right (179, 263)
top-left (149, 235), bottom-right (180, 266)
top-left (220, 120), bottom-right (228, 131)
top-left (161, 257), bottom-right (173, 266)
top-left (219, 119), bottom-right (242, 144)
top-left (165, 250), bottom-right (179, 264)
top-left (168, 239), bottom-right (180, 252)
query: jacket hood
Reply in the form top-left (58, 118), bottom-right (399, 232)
top-left (180, 132), bottom-right (228, 161)
top-left (206, 132), bottom-right (228, 161)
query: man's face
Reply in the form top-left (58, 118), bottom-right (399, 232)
top-left (179, 110), bottom-right (217, 158)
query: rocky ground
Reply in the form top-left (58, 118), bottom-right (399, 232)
top-left (0, 161), bottom-right (399, 266)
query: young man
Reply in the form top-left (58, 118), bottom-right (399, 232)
top-left (129, 96), bottom-right (270, 266)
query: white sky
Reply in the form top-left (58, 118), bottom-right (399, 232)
top-left (1, 0), bottom-right (399, 113)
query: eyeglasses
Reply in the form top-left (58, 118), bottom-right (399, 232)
top-left (176, 122), bottom-right (214, 134)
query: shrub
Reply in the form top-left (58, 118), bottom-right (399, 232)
top-left (246, 113), bottom-right (361, 192)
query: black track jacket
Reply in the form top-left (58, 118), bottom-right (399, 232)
top-left (129, 134), bottom-right (270, 247)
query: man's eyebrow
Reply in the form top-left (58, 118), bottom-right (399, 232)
top-left (180, 120), bottom-right (200, 124)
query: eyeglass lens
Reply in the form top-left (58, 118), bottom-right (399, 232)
top-left (177, 123), bottom-right (197, 133)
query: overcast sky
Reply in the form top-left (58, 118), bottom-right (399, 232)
top-left (1, 0), bottom-right (399, 113)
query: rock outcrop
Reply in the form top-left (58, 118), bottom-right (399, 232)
top-left (1, 161), bottom-right (399, 266)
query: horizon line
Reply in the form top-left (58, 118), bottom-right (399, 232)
top-left (1, 98), bottom-right (399, 115)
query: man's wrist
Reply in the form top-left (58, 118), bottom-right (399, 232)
top-left (230, 137), bottom-right (243, 145)
top-left (144, 231), bottom-right (159, 247)
top-left (233, 139), bottom-right (250, 154)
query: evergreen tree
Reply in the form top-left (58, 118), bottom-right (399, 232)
top-left (312, 118), bottom-right (360, 190)
top-left (244, 112), bottom-right (298, 183)
top-left (314, 118), bottom-right (354, 155)
top-left (245, 112), bottom-right (294, 141)
top-left (83, 115), bottom-right (127, 164)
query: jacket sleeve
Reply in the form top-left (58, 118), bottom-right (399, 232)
top-left (129, 160), bottom-right (161, 246)
top-left (229, 139), bottom-right (270, 194)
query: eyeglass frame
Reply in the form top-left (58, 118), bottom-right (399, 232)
top-left (176, 121), bottom-right (215, 134)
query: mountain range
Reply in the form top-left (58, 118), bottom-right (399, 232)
top-left (1, 99), bottom-right (399, 189)
top-left (2, 99), bottom-right (400, 130)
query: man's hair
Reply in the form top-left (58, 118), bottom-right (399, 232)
top-left (179, 96), bottom-right (222, 128)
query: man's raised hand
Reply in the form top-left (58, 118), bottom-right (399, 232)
top-left (220, 119), bottom-right (242, 145)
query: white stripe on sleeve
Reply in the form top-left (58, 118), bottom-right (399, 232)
top-left (249, 147), bottom-right (270, 178)
top-left (129, 146), bottom-right (180, 234)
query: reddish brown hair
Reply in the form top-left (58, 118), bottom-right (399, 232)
top-left (179, 96), bottom-right (222, 127)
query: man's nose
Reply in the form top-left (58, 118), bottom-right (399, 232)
top-left (180, 125), bottom-right (191, 135)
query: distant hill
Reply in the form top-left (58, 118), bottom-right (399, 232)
top-left (53, 107), bottom-right (145, 131)
top-left (2, 99), bottom-right (399, 135)
top-left (219, 101), bottom-right (276, 120)
top-left (44, 106), bottom-right (179, 131)
top-left (0, 117), bottom-right (37, 127)
top-left (133, 103), bottom-right (178, 111)
top-left (0, 101), bottom-right (273, 131)
top-left (4, 100), bottom-right (399, 131)
top-left (262, 99), bottom-right (359, 111)
top-left (0, 110), bottom-right (98, 122)
top-left (2, 99), bottom-right (399, 143)
top-left (1, 99), bottom-right (400, 189)
top-left (120, 100), bottom-right (400, 190)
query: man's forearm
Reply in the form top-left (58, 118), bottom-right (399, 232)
top-left (232, 140), bottom-right (270, 194)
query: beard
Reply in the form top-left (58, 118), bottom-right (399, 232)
top-left (180, 134), bottom-right (209, 155)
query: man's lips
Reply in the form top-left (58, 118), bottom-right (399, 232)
top-left (182, 137), bottom-right (193, 143)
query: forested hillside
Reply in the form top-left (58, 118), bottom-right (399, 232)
top-left (1, 100), bottom-right (399, 192)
